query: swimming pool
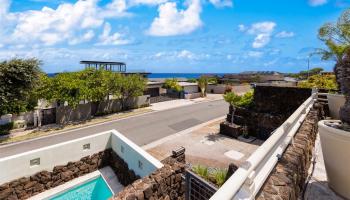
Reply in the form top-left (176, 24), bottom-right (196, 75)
top-left (50, 176), bottom-right (113, 200)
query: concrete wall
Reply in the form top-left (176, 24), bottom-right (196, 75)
top-left (0, 129), bottom-right (162, 185)
top-left (207, 84), bottom-right (251, 95)
top-left (111, 131), bottom-right (163, 178)
top-left (183, 85), bottom-right (199, 94)
top-left (12, 111), bottom-right (34, 125)
top-left (56, 103), bottom-right (92, 124)
top-left (0, 131), bottom-right (111, 185)
top-left (56, 95), bottom-right (150, 124)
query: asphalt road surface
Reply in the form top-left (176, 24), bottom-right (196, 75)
top-left (0, 100), bottom-right (228, 158)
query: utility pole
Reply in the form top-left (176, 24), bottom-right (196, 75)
top-left (307, 55), bottom-right (310, 79)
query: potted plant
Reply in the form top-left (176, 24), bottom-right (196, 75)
top-left (220, 91), bottom-right (253, 138)
top-left (317, 9), bottom-right (350, 199)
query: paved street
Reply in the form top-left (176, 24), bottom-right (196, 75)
top-left (0, 100), bottom-right (228, 158)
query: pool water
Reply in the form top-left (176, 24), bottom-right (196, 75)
top-left (50, 176), bottom-right (113, 200)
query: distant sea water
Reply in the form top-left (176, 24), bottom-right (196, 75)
top-left (148, 73), bottom-right (227, 79)
top-left (47, 73), bottom-right (228, 79)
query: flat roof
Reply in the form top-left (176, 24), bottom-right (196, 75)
top-left (80, 60), bottom-right (126, 65)
top-left (178, 82), bottom-right (198, 87)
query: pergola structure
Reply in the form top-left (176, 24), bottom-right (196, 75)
top-left (80, 60), bottom-right (127, 72)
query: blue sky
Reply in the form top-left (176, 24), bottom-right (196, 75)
top-left (0, 0), bottom-right (348, 73)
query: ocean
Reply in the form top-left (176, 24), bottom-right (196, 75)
top-left (48, 73), bottom-right (228, 79)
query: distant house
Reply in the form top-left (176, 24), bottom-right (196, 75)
top-left (80, 60), bottom-right (150, 78)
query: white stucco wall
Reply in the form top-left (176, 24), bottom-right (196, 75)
top-left (0, 131), bottom-right (112, 185)
top-left (111, 130), bottom-right (163, 178)
top-left (0, 130), bottom-right (163, 185)
top-left (183, 85), bottom-right (199, 94)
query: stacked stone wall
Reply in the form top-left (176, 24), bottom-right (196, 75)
top-left (256, 103), bottom-right (324, 200)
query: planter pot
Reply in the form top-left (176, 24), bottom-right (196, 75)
top-left (318, 120), bottom-right (350, 199)
top-left (327, 94), bottom-right (345, 119)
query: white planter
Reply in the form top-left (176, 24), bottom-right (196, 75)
top-left (327, 94), bottom-right (345, 119)
top-left (318, 120), bottom-right (350, 199)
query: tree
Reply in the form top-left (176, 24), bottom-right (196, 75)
top-left (318, 9), bottom-right (350, 129)
top-left (79, 68), bottom-right (113, 102)
top-left (50, 72), bottom-right (86, 108)
top-left (198, 76), bottom-right (208, 97)
top-left (223, 91), bottom-right (253, 124)
top-left (119, 74), bottom-right (146, 110)
top-left (0, 58), bottom-right (42, 115)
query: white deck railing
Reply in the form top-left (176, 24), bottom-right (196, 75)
top-left (210, 93), bottom-right (317, 200)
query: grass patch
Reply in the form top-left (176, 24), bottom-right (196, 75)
top-left (192, 165), bottom-right (228, 187)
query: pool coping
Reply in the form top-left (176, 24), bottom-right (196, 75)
top-left (29, 168), bottom-right (116, 200)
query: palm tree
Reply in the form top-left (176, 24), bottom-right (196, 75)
top-left (318, 9), bottom-right (350, 130)
top-left (198, 76), bottom-right (208, 97)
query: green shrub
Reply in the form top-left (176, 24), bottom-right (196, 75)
top-left (0, 122), bottom-right (14, 135)
top-left (212, 169), bottom-right (228, 187)
top-left (224, 90), bottom-right (254, 108)
top-left (163, 78), bottom-right (183, 92)
top-left (192, 165), bottom-right (209, 180)
top-left (298, 74), bottom-right (338, 90)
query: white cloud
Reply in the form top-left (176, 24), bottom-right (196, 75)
top-left (247, 51), bottom-right (263, 58)
top-left (238, 24), bottom-right (246, 32)
top-left (247, 21), bottom-right (276, 35)
top-left (147, 0), bottom-right (202, 36)
top-left (240, 21), bottom-right (276, 48)
top-left (209, 0), bottom-right (233, 8)
top-left (128, 0), bottom-right (168, 6)
top-left (177, 50), bottom-right (195, 59)
top-left (275, 31), bottom-right (294, 38)
top-left (152, 49), bottom-right (202, 60)
top-left (96, 22), bottom-right (130, 45)
top-left (308, 0), bottom-right (327, 6)
top-left (0, 0), bottom-right (131, 47)
top-left (68, 30), bottom-right (95, 45)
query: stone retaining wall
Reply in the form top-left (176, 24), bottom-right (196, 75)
top-left (256, 103), bottom-right (324, 200)
top-left (222, 86), bottom-right (312, 140)
top-left (112, 149), bottom-right (186, 200)
top-left (112, 158), bottom-right (186, 200)
top-left (0, 149), bottom-right (139, 200)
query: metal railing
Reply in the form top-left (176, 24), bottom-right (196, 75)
top-left (210, 92), bottom-right (317, 200)
top-left (185, 170), bottom-right (218, 200)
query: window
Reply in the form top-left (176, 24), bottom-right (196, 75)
top-left (138, 160), bottom-right (143, 169)
top-left (30, 158), bottom-right (40, 167)
top-left (83, 143), bottom-right (90, 150)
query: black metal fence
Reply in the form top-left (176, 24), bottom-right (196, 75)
top-left (185, 170), bottom-right (218, 200)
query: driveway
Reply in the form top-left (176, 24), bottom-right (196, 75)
top-left (0, 99), bottom-right (228, 158)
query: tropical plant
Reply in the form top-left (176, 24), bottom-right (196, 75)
top-left (163, 78), bottom-right (183, 92)
top-left (224, 91), bottom-right (254, 124)
top-left (317, 9), bottom-right (350, 130)
top-left (298, 74), bottom-right (338, 90)
top-left (192, 165), bottom-right (209, 180)
top-left (198, 76), bottom-right (208, 97)
top-left (0, 58), bottom-right (42, 115)
top-left (212, 169), bottom-right (228, 187)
